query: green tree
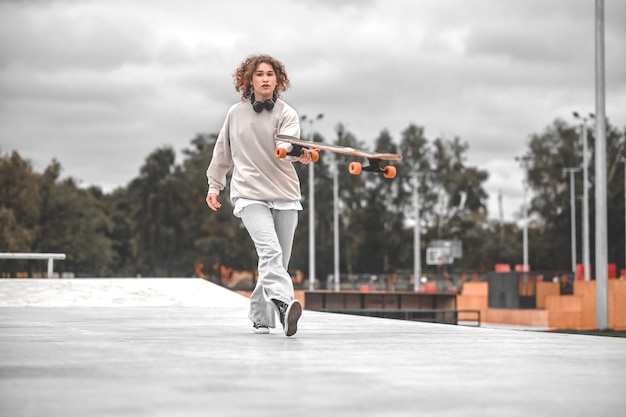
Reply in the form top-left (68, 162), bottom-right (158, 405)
top-left (348, 129), bottom-right (404, 274)
top-left (403, 134), bottom-right (490, 271)
top-left (128, 147), bottom-right (185, 276)
top-left (0, 152), bottom-right (39, 253)
top-left (178, 134), bottom-right (257, 279)
top-left (35, 179), bottom-right (114, 276)
top-left (102, 187), bottom-right (134, 276)
top-left (428, 137), bottom-right (488, 238)
top-left (332, 124), bottom-right (367, 276)
top-left (524, 119), bottom-right (625, 271)
top-left (0, 151), bottom-right (114, 276)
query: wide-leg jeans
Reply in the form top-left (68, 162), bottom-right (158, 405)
top-left (239, 204), bottom-right (298, 328)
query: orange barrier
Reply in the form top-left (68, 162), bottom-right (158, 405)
top-left (609, 280), bottom-right (626, 330)
top-left (536, 282), bottom-right (559, 309)
top-left (456, 282), bottom-right (488, 322)
top-left (457, 278), bottom-right (626, 330)
top-left (486, 308), bottom-right (549, 327)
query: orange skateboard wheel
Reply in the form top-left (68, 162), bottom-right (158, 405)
top-left (349, 162), bottom-right (362, 175)
top-left (275, 148), bottom-right (288, 159)
top-left (310, 150), bottom-right (319, 163)
top-left (383, 166), bottom-right (397, 179)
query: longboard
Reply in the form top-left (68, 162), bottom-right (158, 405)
top-left (274, 134), bottom-right (402, 179)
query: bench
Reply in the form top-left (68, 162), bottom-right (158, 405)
top-left (0, 253), bottom-right (66, 278)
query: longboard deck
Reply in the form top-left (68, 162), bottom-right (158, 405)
top-left (275, 135), bottom-right (402, 161)
top-left (274, 134), bottom-right (402, 179)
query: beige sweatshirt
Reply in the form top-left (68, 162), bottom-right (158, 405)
top-left (206, 98), bottom-right (302, 203)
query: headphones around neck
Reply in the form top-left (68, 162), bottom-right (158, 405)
top-left (251, 93), bottom-right (275, 113)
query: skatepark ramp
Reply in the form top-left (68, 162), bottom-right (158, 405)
top-left (1, 278), bottom-right (625, 417)
top-left (0, 277), bottom-right (249, 307)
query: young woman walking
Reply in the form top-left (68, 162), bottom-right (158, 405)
top-left (206, 54), bottom-right (315, 336)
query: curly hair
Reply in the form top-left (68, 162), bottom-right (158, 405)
top-left (233, 54), bottom-right (290, 100)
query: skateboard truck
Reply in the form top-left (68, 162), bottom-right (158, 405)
top-left (286, 144), bottom-right (303, 157)
top-left (276, 145), bottom-right (320, 162)
top-left (362, 159), bottom-right (384, 173)
top-left (349, 159), bottom-right (397, 179)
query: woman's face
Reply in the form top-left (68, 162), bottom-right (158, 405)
top-left (250, 62), bottom-right (277, 101)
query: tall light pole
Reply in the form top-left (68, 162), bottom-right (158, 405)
top-left (564, 168), bottom-right (581, 274)
top-left (333, 154), bottom-right (340, 291)
top-left (301, 113), bottom-right (323, 291)
top-left (622, 157), bottom-right (626, 277)
top-left (515, 156), bottom-right (532, 271)
top-left (413, 171), bottom-right (422, 292)
top-left (622, 158), bottom-right (626, 278)
top-left (573, 111), bottom-right (594, 281)
top-left (594, 0), bottom-right (608, 330)
top-left (498, 189), bottom-right (505, 244)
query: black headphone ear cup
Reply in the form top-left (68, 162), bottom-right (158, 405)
top-left (250, 93), bottom-right (274, 113)
top-left (252, 100), bottom-right (264, 113)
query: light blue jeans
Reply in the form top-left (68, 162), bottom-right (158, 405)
top-left (239, 204), bottom-right (298, 328)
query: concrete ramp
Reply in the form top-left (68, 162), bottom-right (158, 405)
top-left (1, 278), bottom-right (625, 417)
top-left (0, 278), bottom-right (249, 307)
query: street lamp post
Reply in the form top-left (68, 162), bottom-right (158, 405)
top-left (594, 0), bottom-right (608, 329)
top-left (522, 178), bottom-right (528, 271)
top-left (622, 158), bottom-right (626, 278)
top-left (413, 171), bottom-right (422, 292)
top-left (573, 111), bottom-right (594, 281)
top-left (333, 154), bottom-right (340, 291)
top-left (564, 168), bottom-right (581, 274)
top-left (591, 156), bottom-right (626, 280)
top-left (301, 113), bottom-right (323, 291)
top-left (515, 156), bottom-right (532, 271)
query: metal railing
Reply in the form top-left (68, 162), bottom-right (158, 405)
top-left (0, 253), bottom-right (66, 278)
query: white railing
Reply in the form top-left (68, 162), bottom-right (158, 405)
top-left (0, 253), bottom-right (66, 278)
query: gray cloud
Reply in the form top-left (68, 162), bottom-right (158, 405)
top-left (0, 0), bottom-right (624, 220)
top-left (0, 6), bottom-right (151, 71)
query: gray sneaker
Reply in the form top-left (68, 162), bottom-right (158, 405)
top-left (253, 323), bottom-right (270, 334)
top-left (272, 299), bottom-right (302, 337)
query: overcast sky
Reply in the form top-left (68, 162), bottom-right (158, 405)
top-left (1, 0), bottom-right (624, 222)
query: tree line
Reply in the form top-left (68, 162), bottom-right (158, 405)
top-left (1, 119), bottom-right (624, 282)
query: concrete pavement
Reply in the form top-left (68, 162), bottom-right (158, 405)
top-left (1, 278), bottom-right (625, 417)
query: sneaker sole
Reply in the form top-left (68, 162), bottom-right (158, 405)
top-left (253, 327), bottom-right (270, 334)
top-left (284, 299), bottom-right (302, 337)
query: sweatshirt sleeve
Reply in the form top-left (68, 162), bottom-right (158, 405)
top-left (278, 104), bottom-right (301, 138)
top-left (275, 103), bottom-right (302, 162)
top-left (206, 113), bottom-right (233, 195)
